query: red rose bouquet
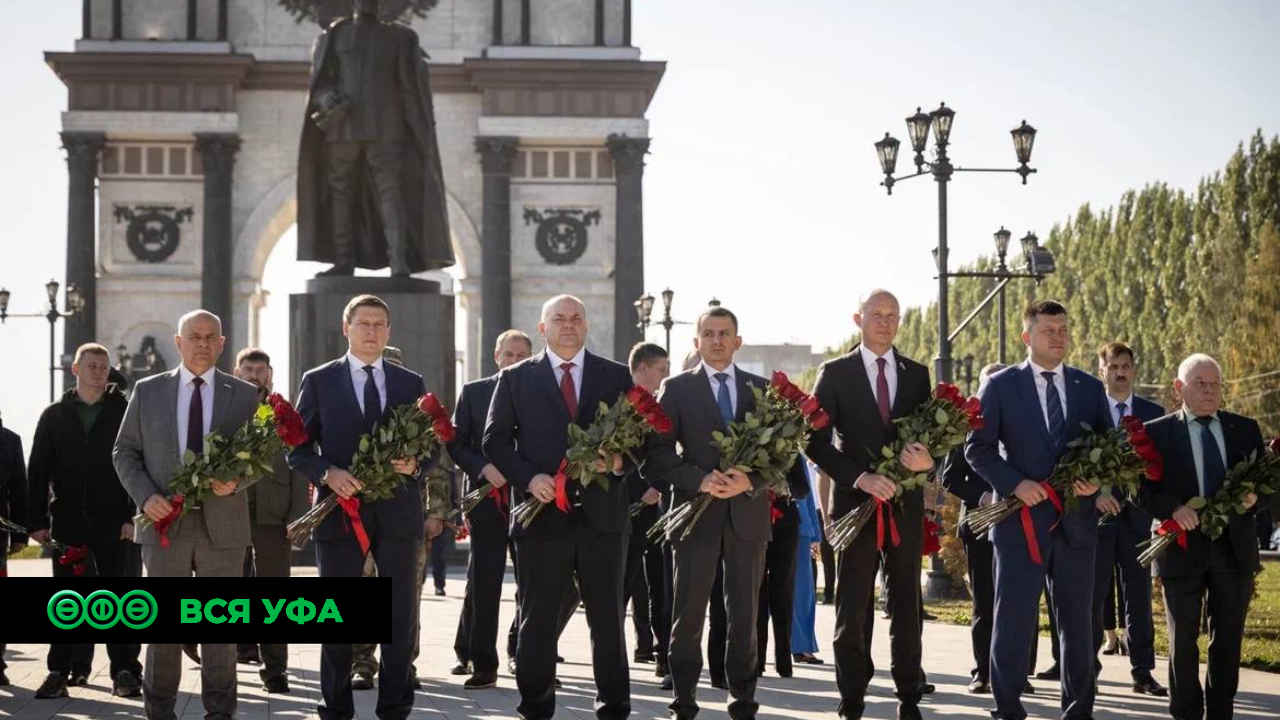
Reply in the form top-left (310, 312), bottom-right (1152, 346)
top-left (0, 515), bottom-right (94, 576)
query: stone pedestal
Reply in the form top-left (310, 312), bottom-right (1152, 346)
top-left (288, 276), bottom-right (456, 404)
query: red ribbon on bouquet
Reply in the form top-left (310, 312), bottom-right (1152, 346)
top-left (553, 459), bottom-right (571, 513)
top-left (767, 490), bottom-right (784, 525)
top-left (489, 484), bottom-right (510, 518)
top-left (1021, 480), bottom-right (1063, 565)
top-left (58, 545), bottom-right (91, 577)
top-left (336, 496), bottom-right (371, 556)
top-left (1156, 518), bottom-right (1188, 551)
top-left (875, 499), bottom-right (901, 550)
top-left (154, 495), bottom-right (186, 548)
top-left (922, 516), bottom-right (942, 557)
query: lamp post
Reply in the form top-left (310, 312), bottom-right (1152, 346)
top-left (876, 104), bottom-right (1038, 601)
top-left (0, 279), bottom-right (87, 402)
top-left (635, 288), bottom-right (695, 353)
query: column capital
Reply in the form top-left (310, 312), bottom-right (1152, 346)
top-left (606, 134), bottom-right (650, 176)
top-left (475, 136), bottom-right (520, 174)
top-left (60, 131), bottom-right (106, 168)
top-left (194, 133), bottom-right (242, 175)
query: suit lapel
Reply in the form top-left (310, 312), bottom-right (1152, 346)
top-left (889, 350), bottom-right (910, 419)
top-left (578, 351), bottom-right (598, 422)
top-left (1171, 410), bottom-right (1198, 496)
top-left (848, 345), bottom-right (887, 429)
top-left (535, 352), bottom-right (573, 424)
top-left (1015, 362), bottom-right (1055, 448)
top-left (1063, 366), bottom-right (1087, 435)
top-left (211, 369), bottom-right (235, 431)
top-left (335, 358), bottom-right (362, 416)
top-left (734, 367), bottom-right (755, 423)
top-left (159, 369), bottom-right (181, 452)
top-left (1222, 414), bottom-right (1244, 467)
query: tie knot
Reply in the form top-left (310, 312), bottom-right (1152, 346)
top-left (1195, 415), bottom-right (1215, 428)
top-left (1041, 371), bottom-right (1056, 382)
top-left (714, 372), bottom-right (729, 383)
top-left (876, 357), bottom-right (887, 370)
top-left (560, 362), bottom-right (575, 372)
top-left (191, 376), bottom-right (204, 388)
top-left (363, 365), bottom-right (376, 377)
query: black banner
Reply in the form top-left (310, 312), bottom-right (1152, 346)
top-left (4, 579), bottom-right (392, 643)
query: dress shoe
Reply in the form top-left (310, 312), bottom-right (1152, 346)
top-left (450, 660), bottom-right (472, 676)
top-left (1132, 673), bottom-right (1169, 697)
top-left (557, 655), bottom-right (565, 663)
top-left (317, 265), bottom-right (354, 277)
top-left (897, 702), bottom-right (923, 720)
top-left (921, 610), bottom-right (937, 621)
top-left (1035, 663), bottom-right (1060, 680)
top-left (262, 675), bottom-right (291, 694)
top-left (464, 671), bottom-right (498, 690)
top-left (1023, 680), bottom-right (1036, 694)
top-left (238, 647), bottom-right (262, 665)
top-left (634, 650), bottom-right (656, 664)
top-left (182, 644), bottom-right (201, 664)
top-left (655, 655), bottom-right (670, 677)
top-left (918, 682), bottom-right (936, 695)
top-left (660, 674), bottom-right (673, 691)
top-left (794, 653), bottom-right (825, 665)
top-left (351, 672), bottom-right (374, 690)
top-left (435, 587), bottom-right (446, 596)
top-left (508, 658), bottom-right (517, 675)
top-left (113, 670), bottom-right (142, 697)
top-left (66, 672), bottom-right (89, 687)
top-left (710, 676), bottom-right (728, 690)
top-left (34, 672), bottom-right (69, 699)
top-left (411, 676), bottom-right (423, 690)
top-left (777, 667), bottom-right (794, 678)
top-left (821, 596), bottom-right (834, 605)
top-left (967, 677), bottom-right (990, 694)
top-left (554, 677), bottom-right (562, 689)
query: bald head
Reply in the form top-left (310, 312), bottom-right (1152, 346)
top-left (178, 310), bottom-right (222, 337)
top-left (174, 309), bottom-right (225, 376)
top-left (854, 289), bottom-right (901, 355)
top-left (539, 294), bottom-right (589, 359)
top-left (858, 289), bottom-right (900, 315)
top-left (541, 294), bottom-right (586, 323)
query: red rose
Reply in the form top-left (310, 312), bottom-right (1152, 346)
top-left (271, 398), bottom-right (309, 446)
top-left (652, 415), bottom-right (674, 434)
top-left (419, 393), bottom-right (447, 420)
top-left (800, 395), bottom-right (821, 417)
top-left (626, 385), bottom-right (648, 407)
top-left (266, 392), bottom-right (285, 408)
top-left (1145, 458), bottom-right (1164, 482)
top-left (808, 409), bottom-right (831, 431)
top-left (771, 371), bottom-right (790, 391)
top-left (964, 396), bottom-right (982, 417)
top-left (968, 416), bottom-right (985, 431)
top-left (784, 384), bottom-right (807, 404)
top-left (432, 417), bottom-right (457, 444)
top-left (1121, 416), bottom-right (1145, 434)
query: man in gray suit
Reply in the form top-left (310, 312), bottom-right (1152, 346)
top-left (113, 309), bottom-right (260, 720)
top-left (232, 347), bottom-right (311, 694)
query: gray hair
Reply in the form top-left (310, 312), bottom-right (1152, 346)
top-left (541, 294), bottom-right (586, 322)
top-left (1177, 353), bottom-right (1222, 383)
top-left (177, 310), bottom-right (222, 336)
top-left (978, 362), bottom-right (1007, 394)
top-left (858, 289), bottom-right (900, 315)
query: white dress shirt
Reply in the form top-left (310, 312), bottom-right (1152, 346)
top-left (860, 346), bottom-right (898, 410)
top-left (347, 351), bottom-right (387, 415)
top-left (700, 361), bottom-right (738, 416)
top-left (548, 346), bottom-right (587, 401)
top-left (1029, 360), bottom-right (1068, 432)
top-left (1109, 393), bottom-right (1135, 427)
top-left (176, 364), bottom-right (216, 459)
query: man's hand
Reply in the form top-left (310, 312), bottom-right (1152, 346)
top-left (1095, 494), bottom-right (1122, 516)
top-left (391, 457), bottom-right (419, 476)
top-left (593, 453), bottom-right (625, 475)
top-left (700, 471), bottom-right (731, 495)
top-left (29, 529), bottom-right (51, 546)
top-left (481, 464), bottom-right (508, 489)
top-left (899, 443), bottom-right (935, 473)
top-left (641, 488), bottom-right (661, 506)
top-left (855, 473), bottom-right (897, 502)
top-left (120, 523), bottom-right (135, 542)
top-left (1243, 492), bottom-right (1259, 511)
top-left (425, 518), bottom-right (444, 539)
top-left (325, 468), bottom-right (364, 499)
top-left (1013, 480), bottom-right (1048, 507)
top-left (1073, 480), bottom-right (1100, 498)
top-left (720, 468), bottom-right (753, 498)
top-left (979, 491), bottom-right (995, 507)
top-left (143, 494), bottom-right (174, 522)
top-left (210, 478), bottom-right (239, 497)
top-left (462, 515), bottom-right (472, 534)
top-left (1172, 504), bottom-right (1200, 531)
top-left (529, 474), bottom-right (556, 504)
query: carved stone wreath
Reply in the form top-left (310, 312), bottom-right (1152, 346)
top-left (523, 208), bottom-right (602, 266)
top-left (113, 205), bottom-right (195, 263)
top-left (278, 0), bottom-right (439, 26)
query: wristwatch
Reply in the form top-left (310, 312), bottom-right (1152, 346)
top-left (319, 467), bottom-right (332, 487)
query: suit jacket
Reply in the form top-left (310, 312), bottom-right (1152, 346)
top-left (941, 447), bottom-right (990, 544)
top-left (1140, 409), bottom-right (1266, 577)
top-left (248, 455), bottom-right (311, 527)
top-left (804, 345), bottom-right (932, 523)
top-left (1, 421), bottom-right (27, 548)
top-left (448, 374), bottom-right (505, 523)
top-left (964, 361), bottom-right (1111, 548)
top-left (1102, 394), bottom-right (1164, 536)
top-left (113, 368), bottom-right (259, 548)
top-left (483, 349), bottom-right (634, 537)
top-left (643, 366), bottom-right (774, 542)
top-left (289, 356), bottom-right (429, 541)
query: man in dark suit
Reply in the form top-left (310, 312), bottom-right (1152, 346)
top-left (622, 343), bottom-right (670, 670)
top-left (450, 329), bottom-right (533, 689)
top-left (0, 410), bottom-right (25, 687)
top-left (232, 347), bottom-right (311, 694)
top-left (645, 306), bottom-right (804, 720)
top-left (753, 456), bottom-right (809, 679)
top-left (1090, 342), bottom-right (1167, 697)
top-left (28, 343), bottom-right (142, 700)
top-left (483, 294), bottom-right (635, 720)
top-left (804, 290), bottom-right (935, 720)
top-left (941, 362), bottom-right (1005, 695)
top-left (288, 294), bottom-right (447, 720)
top-left (1140, 353), bottom-right (1267, 720)
top-left (114, 310), bottom-right (260, 720)
top-left (965, 300), bottom-right (1111, 720)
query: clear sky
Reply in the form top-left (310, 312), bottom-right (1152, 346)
top-left (2, 0), bottom-right (1278, 443)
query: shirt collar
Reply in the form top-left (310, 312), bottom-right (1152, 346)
top-left (346, 351), bottom-right (385, 374)
top-left (1029, 359), bottom-right (1065, 378)
top-left (1183, 408), bottom-right (1220, 425)
top-left (179, 364), bottom-right (216, 388)
top-left (699, 361), bottom-right (736, 383)
top-left (1110, 394), bottom-right (1134, 411)
top-left (547, 346), bottom-right (586, 370)
top-left (860, 345), bottom-right (896, 371)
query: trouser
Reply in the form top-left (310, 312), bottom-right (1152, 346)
top-left (1092, 524), bottom-right (1156, 676)
top-left (454, 515), bottom-right (513, 673)
top-left (962, 533), bottom-right (994, 683)
top-left (240, 522), bottom-right (291, 681)
top-left (324, 141), bottom-right (409, 275)
top-left (756, 520), bottom-right (799, 676)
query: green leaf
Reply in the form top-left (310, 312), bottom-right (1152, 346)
top-left (1186, 496), bottom-right (1207, 510)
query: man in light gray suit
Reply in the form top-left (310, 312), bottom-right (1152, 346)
top-left (113, 309), bottom-right (260, 720)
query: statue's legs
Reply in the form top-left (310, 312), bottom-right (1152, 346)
top-left (322, 142), bottom-right (361, 275)
top-left (366, 142), bottom-right (410, 277)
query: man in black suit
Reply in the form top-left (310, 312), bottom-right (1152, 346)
top-left (0, 410), bottom-right (25, 688)
top-left (753, 456), bottom-right (809, 679)
top-left (645, 306), bottom-right (807, 720)
top-left (804, 290), bottom-right (935, 720)
top-left (289, 294), bottom-right (448, 720)
top-left (1141, 353), bottom-right (1267, 720)
top-left (1091, 342), bottom-right (1167, 697)
top-left (483, 294), bottom-right (634, 720)
top-left (622, 343), bottom-right (670, 670)
top-left (450, 329), bottom-right (532, 689)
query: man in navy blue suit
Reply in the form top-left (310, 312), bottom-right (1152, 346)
top-left (1090, 342), bottom-right (1167, 697)
top-left (289, 294), bottom-right (447, 720)
top-left (965, 300), bottom-right (1111, 720)
top-left (483, 294), bottom-right (635, 720)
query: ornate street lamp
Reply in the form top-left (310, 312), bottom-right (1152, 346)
top-left (0, 279), bottom-right (89, 401)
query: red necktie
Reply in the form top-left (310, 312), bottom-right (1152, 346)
top-left (875, 357), bottom-right (891, 425)
top-left (560, 362), bottom-right (578, 420)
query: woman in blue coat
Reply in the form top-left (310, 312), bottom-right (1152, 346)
top-left (792, 459), bottom-right (824, 664)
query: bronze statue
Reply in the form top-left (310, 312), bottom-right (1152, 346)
top-left (296, 0), bottom-right (453, 277)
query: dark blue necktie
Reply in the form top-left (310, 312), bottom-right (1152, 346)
top-left (362, 365), bottom-right (381, 433)
top-left (1196, 416), bottom-right (1226, 497)
top-left (715, 372), bottom-right (733, 424)
top-left (1042, 371), bottom-right (1065, 448)
top-left (1115, 402), bottom-right (1128, 427)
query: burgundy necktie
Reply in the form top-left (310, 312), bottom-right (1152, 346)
top-left (560, 362), bottom-right (578, 421)
top-left (875, 357), bottom-right (892, 425)
top-left (187, 377), bottom-right (205, 456)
